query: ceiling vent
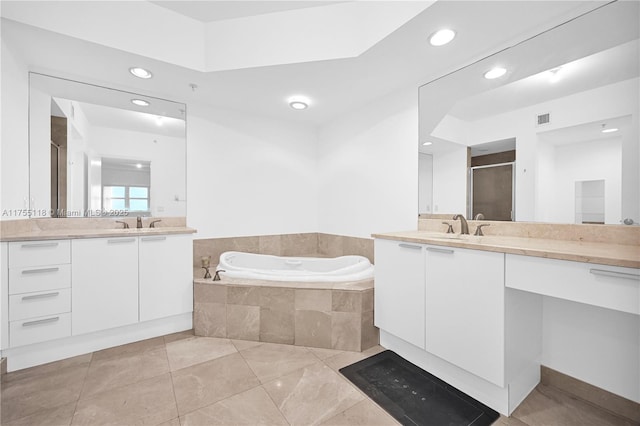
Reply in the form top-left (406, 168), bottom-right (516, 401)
top-left (536, 112), bottom-right (551, 126)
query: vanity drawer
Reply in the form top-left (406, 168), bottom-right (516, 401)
top-left (9, 288), bottom-right (71, 321)
top-left (8, 240), bottom-right (70, 268)
top-left (9, 264), bottom-right (71, 295)
top-left (505, 254), bottom-right (640, 315)
top-left (9, 313), bottom-right (71, 348)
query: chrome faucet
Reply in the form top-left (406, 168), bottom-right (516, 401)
top-left (453, 214), bottom-right (469, 234)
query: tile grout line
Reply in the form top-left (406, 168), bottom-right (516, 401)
top-left (70, 351), bottom-right (94, 425)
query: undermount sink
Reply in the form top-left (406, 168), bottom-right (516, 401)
top-left (418, 232), bottom-right (482, 241)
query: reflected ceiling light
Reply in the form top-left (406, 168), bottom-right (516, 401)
top-left (136, 163), bottom-right (142, 169)
top-left (131, 99), bottom-right (150, 107)
top-left (429, 29), bottom-right (456, 46)
top-left (288, 95), bottom-right (310, 110)
top-left (484, 67), bottom-right (507, 80)
top-left (155, 116), bottom-right (164, 126)
top-left (422, 141), bottom-right (433, 146)
top-left (129, 67), bottom-right (153, 79)
top-left (548, 67), bottom-right (563, 83)
top-left (601, 126), bottom-right (618, 133)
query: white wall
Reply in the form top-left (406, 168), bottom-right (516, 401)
top-left (88, 126), bottom-right (186, 217)
top-left (0, 34), bottom-right (30, 218)
top-left (543, 298), bottom-right (640, 402)
top-left (462, 78), bottom-right (639, 222)
top-left (316, 89), bottom-right (417, 238)
top-left (418, 153), bottom-right (433, 214)
top-left (186, 104), bottom-right (319, 239)
top-left (537, 138), bottom-right (621, 224)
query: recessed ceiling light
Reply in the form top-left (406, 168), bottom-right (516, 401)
top-left (131, 99), bottom-right (150, 107)
top-left (602, 127), bottom-right (619, 133)
top-left (136, 163), bottom-right (142, 169)
top-left (288, 96), bottom-right (311, 110)
top-left (429, 29), bottom-right (456, 46)
top-left (129, 67), bottom-right (153, 79)
top-left (484, 67), bottom-right (507, 80)
top-left (422, 141), bottom-right (433, 146)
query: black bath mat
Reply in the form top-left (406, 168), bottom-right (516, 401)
top-left (339, 350), bottom-right (500, 426)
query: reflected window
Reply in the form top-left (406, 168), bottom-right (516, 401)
top-left (103, 185), bottom-right (149, 213)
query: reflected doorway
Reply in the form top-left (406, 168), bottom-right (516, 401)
top-left (469, 140), bottom-right (515, 221)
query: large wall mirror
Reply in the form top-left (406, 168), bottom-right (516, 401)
top-left (418, 1), bottom-right (639, 225)
top-left (29, 73), bottom-right (187, 218)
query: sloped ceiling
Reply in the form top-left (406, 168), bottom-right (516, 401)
top-left (1, 1), bottom-right (606, 125)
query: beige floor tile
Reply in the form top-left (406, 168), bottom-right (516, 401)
top-left (80, 344), bottom-right (169, 398)
top-left (494, 414), bottom-right (529, 425)
top-left (232, 339), bottom-right (263, 351)
top-left (163, 329), bottom-right (195, 344)
top-left (180, 386), bottom-right (288, 426)
top-left (2, 354), bottom-right (92, 384)
top-left (171, 352), bottom-right (260, 415)
top-left (165, 336), bottom-right (237, 371)
top-left (263, 361), bottom-right (364, 426)
top-left (308, 346), bottom-right (348, 360)
top-left (512, 385), bottom-right (636, 426)
top-left (240, 342), bottom-right (319, 383)
top-left (91, 336), bottom-right (165, 362)
top-left (323, 345), bottom-right (386, 371)
top-left (2, 401), bottom-right (76, 426)
top-left (1, 365), bottom-right (87, 423)
top-left (157, 418), bottom-right (181, 426)
top-left (72, 373), bottom-right (177, 426)
top-left (320, 399), bottom-right (400, 426)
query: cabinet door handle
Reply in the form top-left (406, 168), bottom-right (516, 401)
top-left (398, 243), bottom-right (422, 250)
top-left (107, 238), bottom-right (136, 244)
top-left (141, 236), bottom-right (167, 242)
top-left (427, 247), bottom-right (455, 254)
top-left (22, 317), bottom-right (60, 327)
top-left (21, 242), bottom-right (59, 249)
top-left (590, 269), bottom-right (640, 281)
top-left (22, 267), bottom-right (59, 275)
top-left (22, 292), bottom-right (60, 301)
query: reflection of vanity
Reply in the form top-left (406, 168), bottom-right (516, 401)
top-left (418, 1), bottom-right (639, 225)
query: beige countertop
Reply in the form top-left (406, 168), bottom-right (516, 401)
top-left (372, 231), bottom-right (640, 269)
top-left (0, 226), bottom-right (196, 242)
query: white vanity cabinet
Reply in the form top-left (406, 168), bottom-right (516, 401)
top-left (139, 234), bottom-right (193, 322)
top-left (425, 246), bottom-right (505, 386)
top-left (1, 242), bottom-right (8, 350)
top-left (71, 237), bottom-right (139, 335)
top-left (505, 254), bottom-right (640, 315)
top-left (374, 238), bottom-right (426, 349)
top-left (7, 240), bottom-right (72, 347)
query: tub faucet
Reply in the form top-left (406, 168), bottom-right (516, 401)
top-left (453, 214), bottom-right (469, 234)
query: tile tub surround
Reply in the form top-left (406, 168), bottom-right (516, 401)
top-left (193, 278), bottom-right (378, 352)
top-left (193, 233), bottom-right (374, 269)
